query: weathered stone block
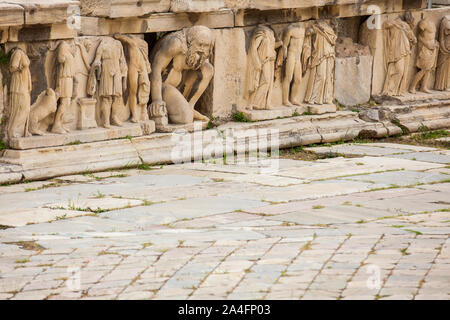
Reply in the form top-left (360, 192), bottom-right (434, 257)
top-left (80, 0), bottom-right (170, 18)
top-left (0, 3), bottom-right (24, 27)
top-left (78, 98), bottom-right (98, 130)
top-left (8, 122), bottom-right (155, 150)
top-left (335, 56), bottom-right (373, 107)
top-left (307, 104), bottom-right (337, 115)
top-left (241, 106), bottom-right (306, 122)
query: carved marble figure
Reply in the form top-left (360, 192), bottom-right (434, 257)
top-left (52, 41), bottom-right (76, 133)
top-left (409, 19), bottom-right (439, 94)
top-left (114, 33), bottom-right (151, 123)
top-left (279, 23), bottom-right (306, 107)
top-left (149, 26), bottom-right (214, 124)
top-left (435, 16), bottom-right (450, 91)
top-left (7, 47), bottom-right (32, 139)
top-left (245, 26), bottom-right (282, 110)
top-left (90, 37), bottom-right (128, 128)
top-left (382, 13), bottom-right (417, 96)
top-left (304, 21), bottom-right (337, 105)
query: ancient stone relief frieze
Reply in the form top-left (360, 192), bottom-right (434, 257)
top-left (435, 16), bottom-right (450, 91)
top-left (149, 25), bottom-right (214, 126)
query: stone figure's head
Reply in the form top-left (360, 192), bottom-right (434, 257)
top-left (185, 26), bottom-right (214, 70)
top-left (443, 16), bottom-right (450, 35)
top-left (404, 11), bottom-right (414, 27)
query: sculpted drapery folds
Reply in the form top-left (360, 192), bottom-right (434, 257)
top-left (279, 23), bottom-right (306, 107)
top-left (409, 19), bottom-right (439, 94)
top-left (7, 47), bottom-right (32, 139)
top-left (245, 26), bottom-right (281, 110)
top-left (382, 13), bottom-right (417, 97)
top-left (304, 21), bottom-right (337, 105)
top-left (435, 16), bottom-right (450, 91)
top-left (114, 34), bottom-right (151, 123)
top-left (149, 26), bottom-right (214, 124)
top-left (52, 41), bottom-right (76, 134)
top-left (90, 37), bottom-right (128, 128)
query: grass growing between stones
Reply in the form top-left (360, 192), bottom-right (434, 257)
top-left (232, 112), bottom-right (250, 123)
top-left (6, 240), bottom-right (45, 251)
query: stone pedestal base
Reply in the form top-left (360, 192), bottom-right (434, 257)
top-left (9, 121), bottom-right (156, 150)
top-left (241, 106), bottom-right (306, 122)
top-left (78, 97), bottom-right (98, 130)
top-left (152, 116), bottom-right (208, 133)
top-left (306, 104), bottom-right (337, 115)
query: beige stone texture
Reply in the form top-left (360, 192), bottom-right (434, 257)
top-left (307, 103), bottom-right (337, 115)
top-left (0, 3), bottom-right (24, 27)
top-left (1, 139), bottom-right (142, 180)
top-left (202, 27), bottom-right (247, 119)
top-left (335, 55), bottom-right (373, 106)
top-left (81, 0), bottom-right (170, 18)
top-left (9, 121), bottom-right (155, 150)
top-left (241, 106), bottom-right (306, 122)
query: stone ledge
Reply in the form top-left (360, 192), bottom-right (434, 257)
top-left (0, 3), bottom-right (24, 27)
top-left (376, 91), bottom-right (450, 105)
top-left (8, 121), bottom-right (155, 150)
top-left (155, 120), bottom-right (208, 133)
top-left (79, 9), bottom-right (234, 36)
top-left (307, 104), bottom-right (337, 115)
top-left (241, 106), bottom-right (306, 122)
top-left (80, 0), bottom-right (170, 18)
top-left (1, 110), bottom-right (448, 184)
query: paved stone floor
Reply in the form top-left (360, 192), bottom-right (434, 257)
top-left (0, 142), bottom-right (449, 300)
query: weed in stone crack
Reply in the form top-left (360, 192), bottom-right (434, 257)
top-left (93, 190), bottom-right (106, 199)
top-left (25, 182), bottom-right (63, 192)
top-left (312, 205), bottom-right (325, 210)
top-left (400, 248), bottom-right (410, 256)
top-left (137, 163), bottom-right (154, 171)
top-left (66, 140), bottom-right (82, 146)
top-left (15, 258), bottom-right (30, 264)
top-left (232, 112), bottom-right (250, 123)
top-left (7, 241), bottom-right (44, 252)
top-left (56, 214), bottom-right (67, 220)
top-left (404, 229), bottom-right (423, 236)
top-left (142, 242), bottom-right (153, 248)
top-left (98, 250), bottom-right (121, 256)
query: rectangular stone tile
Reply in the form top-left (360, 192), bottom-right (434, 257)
top-left (340, 171), bottom-right (449, 187)
top-left (389, 151), bottom-right (450, 164)
top-left (304, 144), bottom-right (413, 157)
top-left (276, 157), bottom-right (444, 181)
top-left (105, 196), bottom-right (265, 222)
